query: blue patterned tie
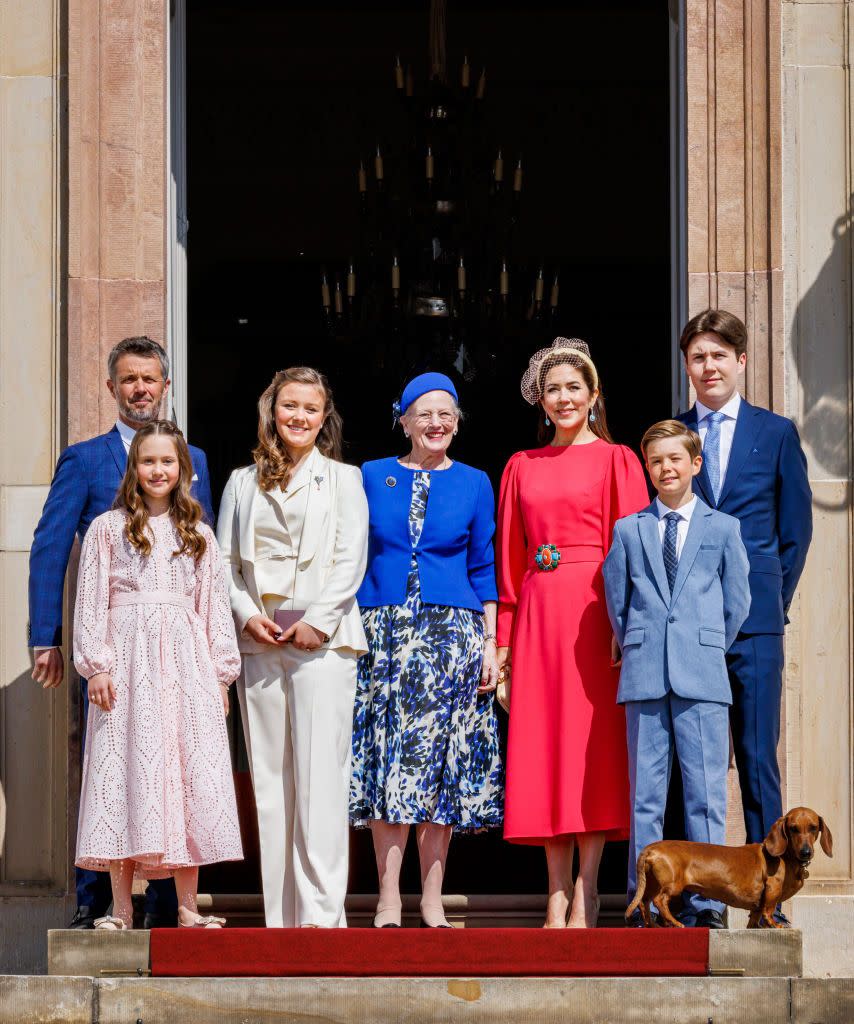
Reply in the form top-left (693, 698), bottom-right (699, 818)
top-left (663, 512), bottom-right (680, 593)
top-left (703, 410), bottom-right (724, 503)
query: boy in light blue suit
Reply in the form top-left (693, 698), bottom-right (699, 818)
top-left (603, 420), bottom-right (751, 928)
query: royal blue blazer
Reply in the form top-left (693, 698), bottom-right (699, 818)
top-left (357, 457), bottom-right (498, 611)
top-left (28, 426), bottom-right (214, 648)
top-left (678, 400), bottom-right (812, 635)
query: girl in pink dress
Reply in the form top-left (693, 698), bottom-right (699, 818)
top-left (73, 420), bottom-right (243, 930)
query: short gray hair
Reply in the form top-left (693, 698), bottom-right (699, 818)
top-left (108, 337), bottom-right (169, 382)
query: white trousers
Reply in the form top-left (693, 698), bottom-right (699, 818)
top-left (238, 645), bottom-right (357, 927)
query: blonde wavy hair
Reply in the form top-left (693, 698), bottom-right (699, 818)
top-left (253, 367), bottom-right (343, 491)
top-left (116, 420), bottom-right (206, 561)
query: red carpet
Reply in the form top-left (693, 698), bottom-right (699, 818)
top-left (150, 928), bottom-right (709, 977)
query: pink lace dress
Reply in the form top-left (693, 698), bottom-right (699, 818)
top-left (73, 509), bottom-right (243, 877)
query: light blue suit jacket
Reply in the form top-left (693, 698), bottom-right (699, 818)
top-left (603, 498), bottom-right (751, 705)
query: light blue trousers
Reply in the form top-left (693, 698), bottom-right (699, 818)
top-left (625, 694), bottom-right (729, 917)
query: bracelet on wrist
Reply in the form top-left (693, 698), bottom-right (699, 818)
top-left (483, 633), bottom-right (497, 643)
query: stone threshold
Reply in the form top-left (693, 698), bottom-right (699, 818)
top-left (47, 928), bottom-right (803, 979)
top-left (4, 975), bottom-right (853, 1024)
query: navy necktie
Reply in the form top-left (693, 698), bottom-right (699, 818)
top-left (663, 511), bottom-right (681, 593)
top-left (703, 410), bottom-right (725, 502)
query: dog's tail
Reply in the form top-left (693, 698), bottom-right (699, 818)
top-left (625, 851), bottom-right (648, 919)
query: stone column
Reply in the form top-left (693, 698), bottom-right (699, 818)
top-left (0, 0), bottom-right (70, 972)
top-left (68, 0), bottom-right (168, 443)
top-left (781, 0), bottom-right (854, 975)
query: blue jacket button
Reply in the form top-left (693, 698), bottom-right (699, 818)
top-left (668, 616), bottom-right (676, 623)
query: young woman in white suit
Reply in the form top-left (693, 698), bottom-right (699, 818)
top-left (217, 367), bottom-right (369, 928)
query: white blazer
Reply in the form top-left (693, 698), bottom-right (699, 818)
top-left (217, 452), bottom-right (369, 655)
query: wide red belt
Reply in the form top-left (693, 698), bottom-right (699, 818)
top-left (528, 544), bottom-right (604, 570)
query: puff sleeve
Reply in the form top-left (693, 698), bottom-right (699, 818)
top-left (72, 515), bottom-right (115, 679)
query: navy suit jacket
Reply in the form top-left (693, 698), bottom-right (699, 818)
top-left (677, 399), bottom-right (812, 635)
top-left (28, 426), bottom-right (214, 647)
top-left (357, 457), bottom-right (498, 611)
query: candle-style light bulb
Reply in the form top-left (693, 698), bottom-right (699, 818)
top-left (347, 261), bottom-right (356, 299)
top-left (375, 144), bottom-right (384, 182)
top-left (392, 255), bottom-right (401, 294)
top-left (476, 67), bottom-right (486, 100)
top-left (334, 276), bottom-right (343, 316)
top-left (513, 156), bottom-right (523, 193)
top-left (534, 265), bottom-right (545, 303)
top-left (494, 148), bottom-right (504, 183)
top-left (394, 54), bottom-right (404, 90)
top-left (358, 159), bottom-right (367, 194)
top-left (457, 254), bottom-right (466, 294)
top-left (461, 55), bottom-right (471, 88)
top-left (500, 260), bottom-right (509, 297)
top-left (550, 272), bottom-right (559, 308)
top-left (405, 66), bottom-right (414, 97)
top-left (426, 145), bottom-right (434, 182)
top-left (321, 272), bottom-right (331, 310)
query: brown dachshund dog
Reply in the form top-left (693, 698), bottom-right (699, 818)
top-left (626, 807), bottom-right (833, 928)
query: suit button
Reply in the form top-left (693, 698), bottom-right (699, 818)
top-left (668, 616), bottom-right (676, 623)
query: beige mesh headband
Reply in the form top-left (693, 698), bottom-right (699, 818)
top-left (520, 337), bottom-right (599, 405)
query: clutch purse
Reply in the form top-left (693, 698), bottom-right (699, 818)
top-left (273, 609), bottom-right (305, 636)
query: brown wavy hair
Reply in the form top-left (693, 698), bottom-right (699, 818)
top-left (253, 367), bottom-right (343, 491)
top-left (536, 352), bottom-right (614, 444)
top-left (115, 420), bottom-right (207, 560)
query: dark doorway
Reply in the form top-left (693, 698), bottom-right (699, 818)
top-left (187, 0), bottom-right (671, 899)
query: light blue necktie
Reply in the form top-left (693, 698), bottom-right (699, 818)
top-left (703, 411), bottom-right (725, 503)
top-left (662, 511), bottom-right (681, 593)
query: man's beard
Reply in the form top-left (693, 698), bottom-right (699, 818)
top-left (119, 396), bottom-right (163, 425)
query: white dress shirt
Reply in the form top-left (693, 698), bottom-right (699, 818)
top-left (115, 418), bottom-right (136, 451)
top-left (655, 495), bottom-right (698, 561)
top-left (695, 391), bottom-right (741, 493)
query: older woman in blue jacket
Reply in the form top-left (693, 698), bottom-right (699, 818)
top-left (350, 372), bottom-right (504, 929)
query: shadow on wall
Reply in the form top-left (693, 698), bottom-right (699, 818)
top-left (792, 204), bottom-right (853, 511)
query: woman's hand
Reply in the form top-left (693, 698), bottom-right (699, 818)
top-left (610, 633), bottom-right (622, 668)
top-left (281, 620), bottom-right (328, 652)
top-left (88, 672), bottom-right (116, 712)
top-left (32, 647), bottom-right (64, 689)
top-left (496, 646), bottom-right (511, 708)
top-left (478, 641), bottom-right (499, 693)
top-left (219, 683), bottom-right (230, 717)
top-left (244, 614), bottom-right (285, 646)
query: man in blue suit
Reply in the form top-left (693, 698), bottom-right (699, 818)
top-left (676, 309), bottom-right (813, 924)
top-left (604, 419), bottom-right (751, 929)
top-left (29, 336), bottom-right (214, 929)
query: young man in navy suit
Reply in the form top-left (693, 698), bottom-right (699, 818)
top-left (29, 336), bottom-right (214, 929)
top-left (677, 309), bottom-right (813, 925)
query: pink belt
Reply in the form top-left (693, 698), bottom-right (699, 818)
top-left (109, 591), bottom-right (195, 610)
top-left (527, 544), bottom-right (604, 570)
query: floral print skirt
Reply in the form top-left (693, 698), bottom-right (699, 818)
top-left (350, 566), bottom-right (504, 831)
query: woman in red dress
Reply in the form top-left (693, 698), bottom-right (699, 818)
top-left (496, 338), bottom-right (648, 928)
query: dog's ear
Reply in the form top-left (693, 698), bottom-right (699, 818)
top-left (764, 817), bottom-right (788, 857)
top-left (819, 816), bottom-right (834, 857)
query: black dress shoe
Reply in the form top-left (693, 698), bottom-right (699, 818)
top-left (419, 918), bottom-right (452, 929)
top-left (625, 908), bottom-right (648, 928)
top-left (693, 909), bottom-right (726, 930)
top-left (772, 906), bottom-right (792, 929)
top-left (68, 906), bottom-right (99, 929)
top-left (144, 910), bottom-right (179, 929)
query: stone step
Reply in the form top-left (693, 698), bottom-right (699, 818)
top-left (5, 974), bottom-right (853, 1024)
top-left (46, 927), bottom-right (803, 979)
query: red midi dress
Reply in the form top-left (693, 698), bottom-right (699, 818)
top-left (496, 440), bottom-right (649, 843)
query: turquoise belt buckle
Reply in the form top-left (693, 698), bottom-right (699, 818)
top-left (535, 543), bottom-right (561, 571)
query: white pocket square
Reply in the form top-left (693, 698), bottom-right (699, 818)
top-left (192, 473), bottom-right (199, 482)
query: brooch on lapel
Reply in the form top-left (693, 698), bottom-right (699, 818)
top-left (313, 475), bottom-right (324, 491)
top-left (386, 476), bottom-right (397, 488)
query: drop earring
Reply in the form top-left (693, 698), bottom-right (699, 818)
top-left (544, 415), bottom-right (551, 426)
top-left (588, 409), bottom-right (596, 423)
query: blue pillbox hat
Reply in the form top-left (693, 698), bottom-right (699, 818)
top-left (399, 372), bottom-right (459, 416)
